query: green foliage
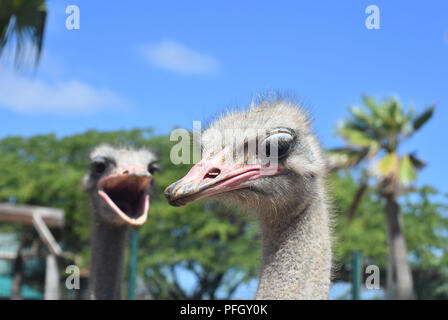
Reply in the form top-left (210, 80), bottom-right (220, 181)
top-left (0, 129), bottom-right (260, 299)
top-left (399, 154), bottom-right (417, 185)
top-left (331, 171), bottom-right (448, 298)
top-left (413, 105), bottom-right (435, 132)
top-left (404, 186), bottom-right (448, 299)
top-left (329, 96), bottom-right (434, 186)
top-left (377, 152), bottom-right (398, 177)
top-left (330, 172), bottom-right (387, 270)
top-left (403, 187), bottom-right (448, 269)
top-left (1, 127), bottom-right (446, 299)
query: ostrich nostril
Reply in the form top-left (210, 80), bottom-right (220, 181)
top-left (204, 168), bottom-right (221, 180)
top-left (122, 170), bottom-right (130, 174)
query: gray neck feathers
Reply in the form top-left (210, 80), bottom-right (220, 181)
top-left (256, 189), bottom-right (331, 300)
top-left (89, 216), bottom-right (129, 300)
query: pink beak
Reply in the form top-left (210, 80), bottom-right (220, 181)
top-left (164, 155), bottom-right (282, 207)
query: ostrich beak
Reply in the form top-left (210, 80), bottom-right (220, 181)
top-left (164, 157), bottom-right (281, 207)
top-left (98, 172), bottom-right (152, 226)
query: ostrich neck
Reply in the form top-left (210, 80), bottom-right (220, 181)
top-left (89, 215), bottom-right (129, 300)
top-left (256, 195), bottom-right (331, 299)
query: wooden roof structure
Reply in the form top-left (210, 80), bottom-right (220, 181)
top-left (0, 203), bottom-right (67, 299)
top-left (0, 203), bottom-right (64, 228)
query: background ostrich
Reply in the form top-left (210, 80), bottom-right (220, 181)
top-left (83, 144), bottom-right (159, 299)
top-left (165, 97), bottom-right (332, 299)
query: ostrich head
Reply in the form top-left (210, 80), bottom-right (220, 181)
top-left (83, 144), bottom-right (160, 226)
top-left (165, 98), bottom-right (326, 217)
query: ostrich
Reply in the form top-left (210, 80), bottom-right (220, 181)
top-left (165, 97), bottom-right (332, 299)
top-left (83, 144), bottom-right (159, 299)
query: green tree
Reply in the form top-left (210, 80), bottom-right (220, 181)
top-left (328, 95), bottom-right (435, 299)
top-left (331, 172), bottom-right (448, 299)
top-left (0, 0), bottom-right (47, 66)
top-left (403, 186), bottom-right (448, 299)
top-left (330, 172), bottom-right (387, 274)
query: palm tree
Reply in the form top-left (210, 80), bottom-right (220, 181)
top-left (0, 0), bottom-right (47, 67)
top-left (329, 95), bottom-right (435, 299)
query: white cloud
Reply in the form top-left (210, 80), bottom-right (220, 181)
top-left (137, 40), bottom-right (220, 75)
top-left (0, 72), bottom-right (131, 114)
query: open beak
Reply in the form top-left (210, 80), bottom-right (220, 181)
top-left (164, 156), bottom-right (282, 207)
top-left (98, 173), bottom-right (152, 226)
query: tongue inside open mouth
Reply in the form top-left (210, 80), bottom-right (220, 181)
top-left (98, 175), bottom-right (151, 226)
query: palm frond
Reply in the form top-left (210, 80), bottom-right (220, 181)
top-left (0, 0), bottom-right (47, 67)
top-left (413, 105), bottom-right (436, 132)
top-left (326, 147), bottom-right (369, 172)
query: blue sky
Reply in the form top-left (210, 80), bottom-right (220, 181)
top-left (1, 0), bottom-right (446, 299)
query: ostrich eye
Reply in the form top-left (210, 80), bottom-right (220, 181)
top-left (260, 128), bottom-right (296, 160)
top-left (90, 157), bottom-right (108, 174)
top-left (147, 162), bottom-right (161, 174)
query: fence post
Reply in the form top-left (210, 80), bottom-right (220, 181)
top-left (352, 250), bottom-right (362, 300)
top-left (44, 254), bottom-right (60, 300)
